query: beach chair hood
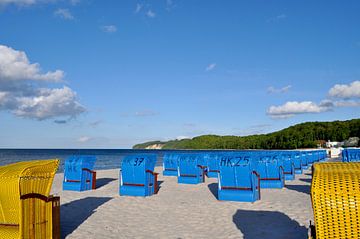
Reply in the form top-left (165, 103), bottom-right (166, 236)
top-left (0, 159), bottom-right (59, 225)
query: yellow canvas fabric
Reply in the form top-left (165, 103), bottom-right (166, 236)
top-left (0, 159), bottom-right (59, 239)
top-left (311, 162), bottom-right (360, 239)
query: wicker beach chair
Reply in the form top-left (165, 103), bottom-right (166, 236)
top-left (177, 154), bottom-right (206, 184)
top-left (0, 159), bottom-right (60, 239)
top-left (63, 156), bottom-right (97, 191)
top-left (310, 162), bottom-right (360, 239)
top-left (162, 154), bottom-right (179, 176)
top-left (218, 153), bottom-right (260, 202)
top-left (254, 152), bottom-right (284, 189)
top-left (120, 154), bottom-right (159, 197)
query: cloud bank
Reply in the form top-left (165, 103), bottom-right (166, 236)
top-left (0, 44), bottom-right (85, 121)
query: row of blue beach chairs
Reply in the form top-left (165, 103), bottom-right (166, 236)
top-left (341, 148), bottom-right (360, 162)
top-left (62, 149), bottom-right (327, 202)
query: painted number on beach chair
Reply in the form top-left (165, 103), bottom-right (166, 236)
top-left (220, 156), bottom-right (249, 167)
top-left (134, 157), bottom-right (145, 166)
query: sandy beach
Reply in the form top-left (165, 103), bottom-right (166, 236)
top-left (52, 166), bottom-right (313, 239)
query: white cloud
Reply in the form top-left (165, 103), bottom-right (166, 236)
top-left (267, 14), bottom-right (287, 23)
top-left (134, 110), bottom-right (159, 117)
top-left (77, 136), bottom-right (91, 143)
top-left (329, 81), bottom-right (360, 99)
top-left (135, 3), bottom-right (142, 13)
top-left (334, 100), bottom-right (360, 107)
top-left (54, 8), bottom-right (74, 20)
top-left (101, 25), bottom-right (117, 33)
top-left (176, 136), bottom-right (191, 140)
top-left (69, 0), bottom-right (80, 5)
top-left (267, 100), bottom-right (333, 118)
top-left (146, 10), bottom-right (156, 18)
top-left (0, 44), bottom-right (86, 121)
top-left (267, 85), bottom-right (292, 94)
top-left (166, 0), bottom-right (176, 11)
top-left (0, 45), bottom-right (64, 82)
top-left (0, 0), bottom-right (40, 6)
top-left (205, 63), bottom-right (216, 72)
top-left (4, 86), bottom-right (86, 120)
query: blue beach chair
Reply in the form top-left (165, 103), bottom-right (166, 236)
top-left (162, 154), bottom-right (179, 176)
top-left (281, 152), bottom-right (295, 180)
top-left (205, 153), bottom-right (220, 178)
top-left (346, 148), bottom-right (360, 162)
top-left (177, 154), bottom-right (206, 184)
top-left (63, 155), bottom-right (97, 191)
top-left (120, 154), bottom-right (159, 197)
top-left (293, 151), bottom-right (303, 174)
top-left (307, 152), bottom-right (315, 165)
top-left (255, 152), bottom-right (284, 189)
top-left (218, 153), bottom-right (260, 202)
top-left (301, 152), bottom-right (309, 170)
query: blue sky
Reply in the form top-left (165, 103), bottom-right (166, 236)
top-left (0, 0), bottom-right (359, 148)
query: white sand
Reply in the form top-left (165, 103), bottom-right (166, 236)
top-left (52, 166), bottom-right (313, 239)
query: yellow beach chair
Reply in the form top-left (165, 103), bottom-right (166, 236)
top-left (310, 162), bottom-right (360, 239)
top-left (0, 159), bottom-right (60, 239)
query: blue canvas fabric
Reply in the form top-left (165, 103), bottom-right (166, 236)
top-left (120, 154), bottom-right (158, 197)
top-left (292, 151), bottom-right (303, 174)
top-left (177, 154), bottom-right (206, 184)
top-left (218, 152), bottom-right (260, 202)
top-left (343, 148), bottom-right (360, 162)
top-left (254, 151), bottom-right (284, 189)
top-left (280, 152), bottom-right (295, 180)
top-left (162, 154), bottom-right (179, 176)
top-left (205, 153), bottom-right (220, 178)
top-left (301, 152), bottom-right (309, 169)
top-left (63, 156), bottom-right (97, 191)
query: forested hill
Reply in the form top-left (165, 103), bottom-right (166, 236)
top-left (133, 119), bottom-right (360, 150)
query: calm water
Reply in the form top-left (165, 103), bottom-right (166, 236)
top-left (0, 149), bottom-right (222, 172)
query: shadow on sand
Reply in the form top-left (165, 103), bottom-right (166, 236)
top-left (207, 183), bottom-right (218, 199)
top-left (299, 178), bottom-right (312, 184)
top-left (61, 197), bottom-right (112, 238)
top-left (285, 184), bottom-right (310, 195)
top-left (96, 178), bottom-right (116, 189)
top-left (233, 209), bottom-right (308, 239)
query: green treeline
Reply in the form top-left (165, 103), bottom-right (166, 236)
top-left (133, 119), bottom-right (360, 149)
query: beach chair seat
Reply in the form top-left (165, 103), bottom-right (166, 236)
top-left (310, 162), bottom-right (360, 239)
top-left (63, 156), bottom-right (97, 191)
top-left (162, 154), bottom-right (179, 176)
top-left (0, 159), bottom-right (60, 239)
top-left (255, 153), bottom-right (284, 189)
top-left (218, 154), bottom-right (260, 202)
top-left (177, 154), bottom-right (206, 184)
top-left (205, 153), bottom-right (220, 178)
top-left (120, 154), bottom-right (159, 197)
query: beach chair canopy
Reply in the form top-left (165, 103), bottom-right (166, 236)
top-left (162, 154), bottom-right (179, 176)
top-left (64, 155), bottom-right (96, 180)
top-left (206, 153), bottom-right (220, 177)
top-left (0, 159), bottom-right (59, 225)
top-left (0, 159), bottom-right (60, 239)
top-left (218, 153), bottom-right (260, 202)
top-left (63, 156), bottom-right (97, 191)
top-left (121, 154), bottom-right (156, 186)
top-left (311, 162), bottom-right (360, 239)
top-left (177, 154), bottom-right (206, 184)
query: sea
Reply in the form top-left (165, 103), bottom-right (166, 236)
top-left (0, 149), bottom-right (220, 172)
